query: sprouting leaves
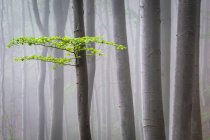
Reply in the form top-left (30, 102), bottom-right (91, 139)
top-left (7, 36), bottom-right (126, 66)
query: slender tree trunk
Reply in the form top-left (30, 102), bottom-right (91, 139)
top-left (104, 1), bottom-right (112, 139)
top-left (134, 1), bottom-right (143, 139)
top-left (112, 1), bottom-right (136, 140)
top-left (0, 0), bottom-right (6, 139)
top-left (85, 0), bottom-right (96, 113)
top-left (170, 0), bottom-right (197, 140)
top-left (140, 0), bottom-right (165, 139)
top-left (73, 0), bottom-right (92, 140)
top-left (160, 0), bottom-right (171, 139)
top-left (191, 1), bottom-right (202, 140)
top-left (51, 0), bottom-right (69, 140)
top-left (21, 1), bottom-right (27, 139)
top-left (32, 0), bottom-right (50, 139)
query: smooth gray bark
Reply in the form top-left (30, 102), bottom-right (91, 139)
top-left (73, 0), bottom-right (92, 140)
top-left (170, 0), bottom-right (197, 140)
top-left (112, 1), bottom-right (136, 140)
top-left (0, 0), bottom-right (6, 139)
top-left (191, 1), bottom-right (203, 140)
top-left (160, 0), bottom-right (171, 139)
top-left (140, 0), bottom-right (165, 139)
top-left (134, 1), bottom-right (143, 139)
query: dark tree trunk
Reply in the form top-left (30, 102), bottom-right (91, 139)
top-left (73, 0), bottom-right (92, 140)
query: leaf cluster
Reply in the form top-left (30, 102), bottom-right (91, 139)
top-left (7, 36), bottom-right (126, 66)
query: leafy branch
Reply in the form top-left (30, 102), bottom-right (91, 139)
top-left (7, 36), bottom-right (126, 66)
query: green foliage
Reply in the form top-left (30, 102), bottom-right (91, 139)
top-left (7, 36), bottom-right (126, 66)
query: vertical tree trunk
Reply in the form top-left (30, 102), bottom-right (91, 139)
top-left (134, 1), bottom-right (143, 139)
top-left (104, 1), bottom-right (112, 139)
top-left (32, 0), bottom-right (50, 139)
top-left (73, 0), bottom-right (92, 140)
top-left (21, 0), bottom-right (27, 139)
top-left (140, 0), bottom-right (166, 139)
top-left (191, 1), bottom-right (202, 140)
top-left (112, 1), bottom-right (136, 140)
top-left (51, 0), bottom-right (69, 140)
top-left (0, 0), bottom-right (6, 139)
top-left (160, 0), bottom-right (171, 139)
top-left (85, 0), bottom-right (96, 113)
top-left (170, 0), bottom-right (197, 140)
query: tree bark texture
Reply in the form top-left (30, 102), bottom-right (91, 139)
top-left (170, 0), bottom-right (197, 140)
top-left (140, 0), bottom-right (166, 139)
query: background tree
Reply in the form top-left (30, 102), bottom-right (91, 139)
top-left (111, 0), bottom-right (136, 140)
top-left (140, 0), bottom-right (166, 139)
top-left (51, 0), bottom-right (69, 139)
top-left (191, 0), bottom-right (202, 140)
top-left (170, 0), bottom-right (197, 140)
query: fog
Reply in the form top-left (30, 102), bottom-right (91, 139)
top-left (0, 0), bottom-right (208, 140)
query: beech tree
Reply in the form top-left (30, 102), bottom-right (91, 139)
top-left (32, 0), bottom-right (50, 139)
top-left (140, 0), bottom-right (166, 139)
top-left (170, 0), bottom-right (198, 140)
top-left (112, 0), bottom-right (136, 140)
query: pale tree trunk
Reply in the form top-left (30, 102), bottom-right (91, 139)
top-left (200, 0), bottom-right (209, 107)
top-left (170, 0), bottom-right (197, 140)
top-left (104, 1), bottom-right (111, 139)
top-left (134, 0), bottom-right (143, 139)
top-left (21, 0), bottom-right (27, 139)
top-left (140, 0), bottom-right (165, 139)
top-left (160, 0), bottom-right (171, 139)
top-left (85, 0), bottom-right (96, 113)
top-left (73, 0), bottom-right (92, 140)
top-left (32, 0), bottom-right (50, 139)
top-left (51, 0), bottom-right (69, 140)
top-left (0, 0), bottom-right (6, 139)
top-left (112, 0), bottom-right (136, 140)
top-left (191, 0), bottom-right (202, 140)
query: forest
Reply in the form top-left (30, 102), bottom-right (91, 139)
top-left (0, 0), bottom-right (208, 140)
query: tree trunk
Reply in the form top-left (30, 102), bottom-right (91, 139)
top-left (73, 0), bottom-right (92, 140)
top-left (140, 0), bottom-right (165, 139)
top-left (134, 1), bottom-right (143, 139)
top-left (85, 0), bottom-right (96, 113)
top-left (112, 1), bottom-right (136, 140)
top-left (32, 0), bottom-right (50, 139)
top-left (0, 0), bottom-right (6, 139)
top-left (170, 0), bottom-right (197, 140)
top-left (160, 0), bottom-right (171, 139)
top-left (191, 1), bottom-right (202, 140)
top-left (51, 0), bottom-right (69, 140)
top-left (22, 1), bottom-right (27, 139)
